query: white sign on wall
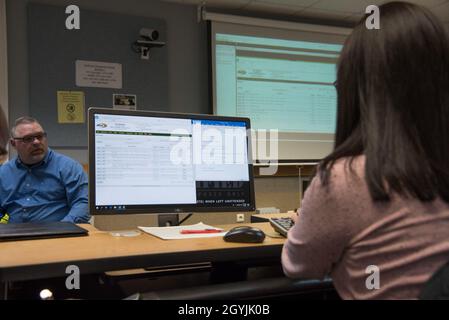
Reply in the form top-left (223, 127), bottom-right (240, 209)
top-left (75, 60), bottom-right (122, 89)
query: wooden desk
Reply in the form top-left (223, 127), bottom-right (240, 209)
top-left (0, 222), bottom-right (285, 283)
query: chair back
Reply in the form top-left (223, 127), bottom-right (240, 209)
top-left (419, 261), bottom-right (449, 299)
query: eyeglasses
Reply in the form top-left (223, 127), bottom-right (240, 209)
top-left (13, 132), bottom-right (47, 144)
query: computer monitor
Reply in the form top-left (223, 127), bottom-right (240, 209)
top-left (88, 108), bottom-right (255, 217)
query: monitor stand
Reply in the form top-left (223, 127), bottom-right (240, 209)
top-left (109, 213), bottom-right (187, 237)
top-left (157, 213), bottom-right (193, 227)
top-left (158, 214), bottom-right (179, 227)
top-left (109, 230), bottom-right (141, 237)
top-left (109, 213), bottom-right (182, 237)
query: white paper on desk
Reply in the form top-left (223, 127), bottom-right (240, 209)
top-left (137, 222), bottom-right (227, 240)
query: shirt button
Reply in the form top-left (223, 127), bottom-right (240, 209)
top-left (27, 198), bottom-right (30, 201)
top-left (26, 184), bottom-right (30, 187)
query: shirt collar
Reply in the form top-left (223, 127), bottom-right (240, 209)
top-left (15, 148), bottom-right (53, 169)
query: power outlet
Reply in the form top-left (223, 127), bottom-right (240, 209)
top-left (236, 213), bottom-right (245, 222)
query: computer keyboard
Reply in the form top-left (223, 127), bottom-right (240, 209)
top-left (269, 217), bottom-right (295, 237)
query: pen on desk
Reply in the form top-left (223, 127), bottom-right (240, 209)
top-left (180, 229), bottom-right (224, 234)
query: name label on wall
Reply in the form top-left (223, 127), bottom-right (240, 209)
top-left (75, 60), bottom-right (122, 89)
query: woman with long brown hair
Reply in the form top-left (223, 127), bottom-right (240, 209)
top-left (282, 1), bottom-right (449, 299)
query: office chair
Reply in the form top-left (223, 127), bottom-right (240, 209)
top-left (419, 261), bottom-right (449, 299)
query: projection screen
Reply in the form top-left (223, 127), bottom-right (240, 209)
top-left (208, 13), bottom-right (351, 161)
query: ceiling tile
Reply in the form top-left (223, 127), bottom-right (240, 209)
top-left (310, 0), bottom-right (387, 14)
top-left (403, 0), bottom-right (447, 8)
top-left (182, 0), bottom-right (202, 4)
top-left (244, 1), bottom-right (305, 15)
top-left (295, 7), bottom-right (352, 21)
top-left (184, 0), bottom-right (250, 7)
top-left (253, 0), bottom-right (318, 6)
top-left (160, 0), bottom-right (449, 20)
top-left (160, 0), bottom-right (185, 3)
top-left (429, 2), bottom-right (449, 22)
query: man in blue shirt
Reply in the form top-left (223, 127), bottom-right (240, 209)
top-left (0, 116), bottom-right (90, 223)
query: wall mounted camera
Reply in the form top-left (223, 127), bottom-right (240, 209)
top-left (140, 28), bottom-right (159, 41)
top-left (132, 28), bottom-right (166, 60)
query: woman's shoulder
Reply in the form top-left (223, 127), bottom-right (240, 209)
top-left (333, 155), bottom-right (365, 176)
top-left (319, 155), bottom-right (366, 187)
top-left (303, 155), bottom-right (368, 208)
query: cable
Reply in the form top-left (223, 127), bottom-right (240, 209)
top-left (178, 213), bottom-right (193, 225)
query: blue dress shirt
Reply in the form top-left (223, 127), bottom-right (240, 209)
top-left (0, 149), bottom-right (90, 223)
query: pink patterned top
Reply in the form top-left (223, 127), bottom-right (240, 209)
top-left (282, 156), bottom-right (449, 299)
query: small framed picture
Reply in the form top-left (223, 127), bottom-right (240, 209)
top-left (113, 94), bottom-right (137, 110)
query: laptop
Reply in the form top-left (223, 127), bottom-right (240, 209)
top-left (0, 221), bottom-right (88, 241)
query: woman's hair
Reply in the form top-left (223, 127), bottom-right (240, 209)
top-left (0, 106), bottom-right (8, 156)
top-left (319, 1), bottom-right (449, 202)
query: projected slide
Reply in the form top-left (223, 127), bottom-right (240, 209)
top-left (215, 33), bottom-right (342, 134)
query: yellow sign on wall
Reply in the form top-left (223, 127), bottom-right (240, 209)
top-left (57, 91), bottom-right (85, 123)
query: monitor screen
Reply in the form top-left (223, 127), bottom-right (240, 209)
top-left (88, 108), bottom-right (255, 215)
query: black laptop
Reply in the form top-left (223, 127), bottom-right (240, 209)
top-left (0, 221), bottom-right (88, 241)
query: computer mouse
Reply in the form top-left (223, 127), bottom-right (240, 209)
top-left (223, 226), bottom-right (266, 243)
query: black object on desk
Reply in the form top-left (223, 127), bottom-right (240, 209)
top-left (0, 221), bottom-right (88, 241)
top-left (269, 217), bottom-right (295, 237)
top-left (223, 226), bottom-right (265, 243)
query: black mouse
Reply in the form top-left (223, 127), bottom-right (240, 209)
top-left (223, 226), bottom-right (266, 243)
